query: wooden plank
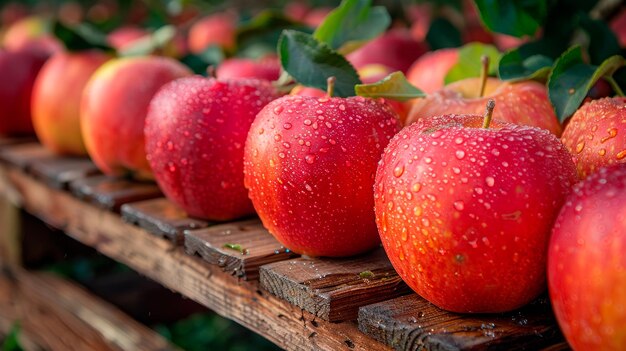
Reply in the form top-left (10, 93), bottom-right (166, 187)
top-left (358, 294), bottom-right (565, 351)
top-left (0, 166), bottom-right (391, 351)
top-left (184, 219), bottom-right (298, 281)
top-left (30, 157), bottom-right (100, 189)
top-left (121, 198), bottom-right (209, 243)
top-left (259, 249), bottom-right (412, 322)
top-left (0, 143), bottom-right (53, 170)
top-left (70, 175), bottom-right (162, 212)
top-left (0, 265), bottom-right (177, 351)
top-left (0, 196), bottom-right (20, 266)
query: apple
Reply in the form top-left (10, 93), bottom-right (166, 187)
top-left (406, 48), bottom-right (459, 94)
top-left (284, 1), bottom-right (310, 22)
top-left (31, 50), bottom-right (110, 155)
top-left (216, 56), bottom-right (280, 81)
top-left (303, 7), bottom-right (333, 27)
top-left (406, 3), bottom-right (432, 42)
top-left (407, 77), bottom-right (562, 135)
top-left (1, 2), bottom-right (28, 27)
top-left (560, 97), bottom-right (626, 179)
top-left (347, 28), bottom-right (428, 73)
top-left (374, 104), bottom-right (578, 312)
top-left (548, 163), bottom-right (626, 351)
top-left (2, 16), bottom-right (63, 56)
top-left (244, 81), bottom-right (401, 257)
top-left (145, 77), bottom-right (281, 221)
top-left (188, 12), bottom-right (237, 54)
top-left (81, 56), bottom-right (192, 179)
top-left (0, 48), bottom-right (50, 135)
top-left (610, 7), bottom-right (626, 47)
top-left (107, 26), bottom-right (148, 51)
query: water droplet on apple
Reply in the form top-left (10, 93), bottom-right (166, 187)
top-left (401, 228), bottom-right (408, 241)
top-left (305, 154), bottom-right (315, 164)
top-left (452, 167), bottom-right (461, 174)
top-left (393, 164), bottom-right (405, 178)
top-left (305, 183), bottom-right (313, 192)
top-left (413, 206), bottom-right (422, 216)
top-left (453, 201), bottom-right (464, 211)
top-left (412, 183), bottom-right (422, 192)
top-left (455, 150), bottom-right (465, 160)
top-left (303, 119), bottom-right (312, 126)
top-left (283, 122), bottom-right (292, 130)
top-left (617, 150), bottom-right (626, 160)
top-left (454, 137), bottom-right (464, 144)
top-left (575, 141), bottom-right (585, 153)
top-left (485, 176), bottom-right (495, 187)
top-left (273, 105), bottom-right (284, 115)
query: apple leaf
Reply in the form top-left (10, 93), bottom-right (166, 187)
top-left (52, 21), bottom-right (113, 52)
top-left (499, 51), bottom-right (553, 82)
top-left (444, 43), bottom-right (501, 84)
top-left (313, 0), bottom-right (390, 55)
top-left (425, 18), bottom-right (462, 51)
top-left (548, 46), bottom-right (626, 122)
top-left (474, 0), bottom-right (546, 37)
top-left (355, 71), bottom-right (426, 101)
top-left (278, 30), bottom-right (361, 97)
top-left (118, 25), bottom-right (176, 57)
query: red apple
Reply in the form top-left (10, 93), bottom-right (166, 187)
top-left (560, 97), bottom-right (626, 179)
top-left (375, 109), bottom-right (578, 312)
top-left (216, 56), bottom-right (280, 81)
top-left (284, 1), bottom-right (310, 22)
top-left (81, 56), bottom-right (191, 179)
top-left (244, 92), bottom-right (401, 257)
top-left (188, 12), bottom-right (237, 54)
top-left (407, 77), bottom-right (562, 135)
top-left (303, 7), bottom-right (333, 27)
top-left (548, 163), bottom-right (626, 351)
top-left (347, 28), bottom-right (428, 73)
top-left (406, 48), bottom-right (459, 94)
top-left (0, 48), bottom-right (49, 135)
top-left (2, 16), bottom-right (63, 56)
top-left (31, 50), bottom-right (110, 155)
top-left (610, 7), bottom-right (626, 47)
top-left (145, 77), bottom-right (281, 221)
top-left (406, 3), bottom-right (432, 42)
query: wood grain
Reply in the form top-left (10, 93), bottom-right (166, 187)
top-left (260, 249), bottom-right (412, 322)
top-left (0, 265), bottom-right (176, 351)
top-left (0, 143), bottom-right (54, 170)
top-left (70, 175), bottom-right (162, 212)
top-left (0, 166), bottom-right (391, 351)
top-left (121, 198), bottom-right (209, 243)
top-left (30, 156), bottom-right (100, 189)
top-left (184, 219), bottom-right (298, 280)
top-left (358, 294), bottom-right (565, 351)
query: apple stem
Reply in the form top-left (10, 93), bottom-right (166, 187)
top-left (326, 76), bottom-right (336, 97)
top-left (607, 76), bottom-right (625, 97)
top-left (207, 65), bottom-right (217, 78)
top-left (479, 55), bottom-right (489, 98)
top-left (483, 99), bottom-right (495, 129)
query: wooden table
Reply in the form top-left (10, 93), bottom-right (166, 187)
top-left (0, 141), bottom-right (569, 351)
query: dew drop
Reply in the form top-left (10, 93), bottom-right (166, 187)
top-left (393, 164), bottom-right (405, 178)
top-left (455, 150), bottom-right (465, 159)
top-left (283, 122), bottom-right (292, 130)
top-left (453, 201), bottom-right (464, 211)
top-left (303, 119), bottom-right (312, 126)
top-left (305, 154), bottom-right (316, 164)
top-left (412, 183), bottom-right (422, 192)
top-left (617, 150), bottom-right (626, 160)
top-left (413, 206), bottom-right (422, 216)
top-left (575, 141), bottom-right (585, 154)
top-left (485, 176), bottom-right (495, 187)
top-left (305, 183), bottom-right (313, 192)
top-left (454, 137), bottom-right (464, 145)
top-left (273, 106), bottom-right (284, 115)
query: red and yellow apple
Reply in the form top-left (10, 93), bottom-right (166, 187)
top-left (81, 56), bottom-right (191, 179)
top-left (560, 97), bottom-right (626, 179)
top-left (549, 164), bottom-right (626, 351)
top-left (216, 56), bottom-right (280, 81)
top-left (406, 48), bottom-right (459, 94)
top-left (407, 77), bottom-right (562, 135)
top-left (375, 110), bottom-right (577, 312)
top-left (31, 50), bottom-right (110, 155)
top-left (188, 12), bottom-right (237, 54)
top-left (244, 93), bottom-right (401, 257)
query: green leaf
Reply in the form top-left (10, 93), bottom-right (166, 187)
top-left (548, 46), bottom-right (626, 121)
top-left (278, 30), bottom-right (361, 98)
top-left (118, 25), bottom-right (176, 57)
top-left (52, 21), bottom-right (113, 52)
top-left (474, 0), bottom-right (546, 37)
top-left (313, 0), bottom-right (390, 55)
top-left (499, 51), bottom-right (553, 82)
top-left (444, 43), bottom-right (501, 84)
top-left (355, 71), bottom-right (425, 101)
top-left (578, 14), bottom-right (622, 65)
top-left (179, 46), bottom-right (225, 75)
top-left (425, 18), bottom-right (462, 51)
top-left (2, 322), bottom-right (23, 351)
